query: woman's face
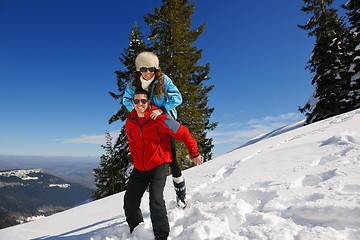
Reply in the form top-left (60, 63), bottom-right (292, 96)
top-left (139, 67), bottom-right (155, 80)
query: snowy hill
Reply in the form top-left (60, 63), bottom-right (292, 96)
top-left (1, 109), bottom-right (360, 240)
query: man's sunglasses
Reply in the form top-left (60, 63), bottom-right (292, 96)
top-left (133, 99), bottom-right (148, 104)
top-left (139, 67), bottom-right (156, 73)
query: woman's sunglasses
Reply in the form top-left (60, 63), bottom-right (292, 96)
top-left (139, 67), bottom-right (156, 73)
top-left (133, 99), bottom-right (148, 104)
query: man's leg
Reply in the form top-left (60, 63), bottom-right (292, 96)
top-left (124, 168), bottom-right (149, 232)
top-left (149, 164), bottom-right (170, 239)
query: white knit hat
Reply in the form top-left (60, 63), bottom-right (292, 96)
top-left (135, 51), bottom-right (159, 71)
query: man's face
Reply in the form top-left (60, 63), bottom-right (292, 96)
top-left (133, 93), bottom-right (149, 115)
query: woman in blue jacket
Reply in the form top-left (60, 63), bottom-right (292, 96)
top-left (122, 51), bottom-right (187, 208)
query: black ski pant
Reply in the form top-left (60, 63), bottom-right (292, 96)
top-left (124, 163), bottom-right (170, 238)
top-left (169, 137), bottom-right (182, 178)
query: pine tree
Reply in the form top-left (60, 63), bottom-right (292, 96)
top-left (144, 0), bottom-right (217, 168)
top-left (94, 1), bottom-right (217, 198)
top-left (109, 24), bottom-right (150, 123)
top-left (342, 0), bottom-right (360, 109)
top-left (93, 131), bottom-right (113, 199)
top-left (93, 25), bottom-right (150, 199)
top-left (299, 0), bottom-right (350, 123)
top-left (93, 131), bottom-right (131, 199)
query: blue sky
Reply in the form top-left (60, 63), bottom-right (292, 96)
top-left (1, 0), bottom-right (335, 158)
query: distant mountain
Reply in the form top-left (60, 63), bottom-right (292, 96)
top-left (0, 156), bottom-right (99, 189)
top-left (0, 169), bottom-right (93, 229)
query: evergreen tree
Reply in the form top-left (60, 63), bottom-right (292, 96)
top-left (0, 209), bottom-right (17, 229)
top-left (342, 0), bottom-right (360, 109)
top-left (144, 0), bottom-right (217, 168)
top-left (299, 0), bottom-right (350, 123)
top-left (94, 1), bottom-right (217, 198)
top-left (93, 132), bottom-right (118, 199)
top-left (109, 24), bottom-right (150, 123)
top-left (93, 25), bottom-right (149, 199)
top-left (93, 130), bottom-right (132, 199)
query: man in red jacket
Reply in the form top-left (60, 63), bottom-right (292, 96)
top-left (124, 89), bottom-right (203, 240)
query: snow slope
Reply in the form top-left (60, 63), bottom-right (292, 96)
top-left (1, 109), bottom-right (360, 240)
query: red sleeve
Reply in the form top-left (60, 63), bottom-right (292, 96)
top-left (175, 125), bottom-right (200, 158)
top-left (156, 114), bottom-right (199, 158)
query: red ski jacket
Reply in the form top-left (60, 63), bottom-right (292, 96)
top-left (125, 106), bottom-right (200, 172)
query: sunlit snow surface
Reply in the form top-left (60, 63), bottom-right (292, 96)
top-left (1, 109), bottom-right (360, 240)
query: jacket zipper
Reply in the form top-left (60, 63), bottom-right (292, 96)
top-left (156, 127), bottom-right (167, 164)
top-left (139, 118), bottom-right (150, 172)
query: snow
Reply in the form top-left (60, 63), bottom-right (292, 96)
top-left (351, 72), bottom-right (360, 81)
top-left (1, 109), bottom-right (360, 240)
top-left (17, 216), bottom-right (46, 225)
top-left (0, 169), bottom-right (42, 181)
top-left (48, 183), bottom-right (71, 188)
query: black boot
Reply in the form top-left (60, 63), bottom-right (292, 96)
top-left (173, 179), bottom-right (186, 209)
top-left (155, 235), bottom-right (168, 240)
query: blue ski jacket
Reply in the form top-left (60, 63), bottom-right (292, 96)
top-left (122, 74), bottom-right (182, 119)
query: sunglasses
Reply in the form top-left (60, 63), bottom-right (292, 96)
top-left (139, 67), bottom-right (156, 73)
top-left (133, 99), bottom-right (148, 104)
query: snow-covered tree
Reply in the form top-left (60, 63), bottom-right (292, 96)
top-left (342, 0), bottom-right (360, 110)
top-left (299, 0), bottom-right (351, 123)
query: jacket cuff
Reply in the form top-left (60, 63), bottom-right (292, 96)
top-left (192, 154), bottom-right (200, 159)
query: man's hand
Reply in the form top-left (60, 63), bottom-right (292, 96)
top-left (192, 155), bottom-right (204, 165)
top-left (150, 109), bottom-right (163, 119)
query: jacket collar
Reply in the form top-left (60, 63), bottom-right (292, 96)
top-left (127, 105), bottom-right (158, 122)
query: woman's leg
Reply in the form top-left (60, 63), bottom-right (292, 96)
top-left (168, 137), bottom-right (186, 208)
top-left (169, 137), bottom-right (181, 177)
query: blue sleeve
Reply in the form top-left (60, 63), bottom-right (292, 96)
top-left (162, 74), bottom-right (182, 113)
top-left (123, 84), bottom-right (135, 112)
